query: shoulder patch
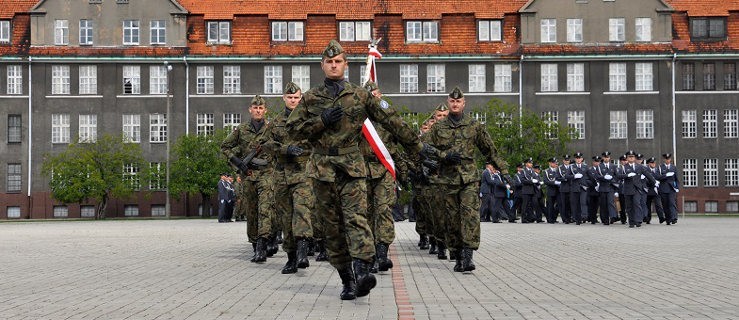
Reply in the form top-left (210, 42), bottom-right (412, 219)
top-left (380, 100), bottom-right (389, 109)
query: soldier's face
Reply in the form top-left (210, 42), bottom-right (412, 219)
top-left (649, 162), bottom-right (657, 168)
top-left (434, 110), bottom-right (449, 120)
top-left (664, 158), bottom-right (672, 165)
top-left (627, 155), bottom-right (635, 163)
top-left (575, 157), bottom-right (583, 164)
top-left (549, 162), bottom-right (558, 168)
top-left (447, 98), bottom-right (465, 114)
top-left (370, 89), bottom-right (382, 98)
top-left (421, 124), bottom-right (429, 132)
top-left (283, 91), bottom-right (302, 110)
top-left (250, 104), bottom-right (266, 121)
top-left (321, 54), bottom-right (347, 80)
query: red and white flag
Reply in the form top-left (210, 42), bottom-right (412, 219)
top-left (361, 40), bottom-right (396, 180)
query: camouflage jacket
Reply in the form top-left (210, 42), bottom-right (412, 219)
top-left (257, 107), bottom-right (312, 185)
top-left (285, 80), bottom-right (422, 182)
top-left (424, 114), bottom-right (508, 185)
top-left (221, 120), bottom-right (273, 182)
top-left (359, 119), bottom-right (404, 179)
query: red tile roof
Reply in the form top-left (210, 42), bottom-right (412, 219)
top-left (666, 0), bottom-right (739, 17)
top-left (0, 0), bottom-right (37, 19)
top-left (522, 43), bottom-right (674, 56)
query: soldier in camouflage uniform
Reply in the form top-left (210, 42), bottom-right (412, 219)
top-left (424, 87), bottom-right (508, 272)
top-left (285, 40), bottom-right (434, 300)
top-left (256, 82), bottom-right (315, 274)
top-left (411, 119), bottom-right (433, 250)
top-left (221, 95), bottom-right (274, 264)
top-left (425, 104), bottom-right (450, 259)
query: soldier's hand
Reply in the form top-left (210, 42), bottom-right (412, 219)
top-left (443, 151), bottom-right (462, 165)
top-left (286, 145), bottom-right (304, 157)
top-left (422, 159), bottom-right (439, 171)
top-left (249, 158), bottom-right (269, 168)
top-left (419, 143), bottom-right (439, 160)
top-left (321, 107), bottom-right (344, 126)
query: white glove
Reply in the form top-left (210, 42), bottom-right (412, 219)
top-left (479, 192), bottom-right (483, 198)
top-left (505, 184), bottom-right (511, 189)
top-left (540, 181), bottom-right (544, 185)
top-left (627, 172), bottom-right (637, 177)
top-left (220, 199), bottom-right (224, 204)
top-left (666, 172), bottom-right (675, 177)
top-left (554, 181), bottom-right (561, 186)
top-left (574, 173), bottom-right (583, 179)
top-left (655, 181), bottom-right (660, 187)
top-left (640, 174), bottom-right (646, 180)
top-left (604, 174), bottom-right (613, 180)
top-left (532, 179), bottom-right (539, 184)
top-left (614, 192), bottom-right (619, 197)
top-left (675, 188), bottom-right (679, 193)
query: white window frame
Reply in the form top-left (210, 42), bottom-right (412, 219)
top-left (0, 20), bottom-right (10, 43)
top-left (149, 65), bottom-right (167, 95)
top-left (78, 114), bottom-right (97, 143)
top-left (6, 163), bottom-right (21, 193)
top-left (79, 19), bottom-right (93, 45)
top-left (196, 113), bottom-right (214, 136)
top-left (703, 109), bottom-right (717, 138)
top-left (207, 21), bottom-right (230, 44)
top-left (123, 65), bottom-right (141, 94)
top-left (123, 20), bottom-right (139, 45)
top-left (8, 114), bottom-right (21, 143)
top-left (406, 21), bottom-right (438, 43)
top-left (725, 159), bottom-right (739, 187)
top-left (151, 205), bottom-right (166, 216)
top-left (51, 65), bottom-right (70, 95)
top-left (53, 206), bottom-right (69, 218)
top-left (636, 109), bottom-right (654, 139)
top-left (609, 63), bottom-right (627, 92)
top-left (566, 19), bottom-right (582, 43)
top-left (7, 206), bottom-right (21, 218)
top-left (271, 21), bottom-right (304, 42)
top-left (339, 21), bottom-right (371, 42)
top-left (468, 64), bottom-right (486, 93)
top-left (149, 114), bottom-right (167, 143)
top-left (7, 65), bottom-right (23, 95)
top-left (52, 114), bottom-right (70, 144)
top-left (704, 158), bottom-right (718, 187)
top-left (123, 164), bottom-right (140, 191)
top-left (54, 20), bottom-right (69, 45)
top-left (80, 206), bottom-right (95, 218)
top-left (123, 205), bottom-right (139, 216)
top-left (540, 19), bottom-right (557, 43)
top-left (682, 158), bottom-right (698, 187)
top-left (724, 109), bottom-right (738, 138)
top-left (682, 110), bottom-right (697, 138)
top-left (426, 64), bottom-right (445, 93)
top-left (494, 64), bottom-right (512, 92)
top-left (150, 20), bottom-right (166, 45)
top-left (399, 64), bottom-right (418, 93)
top-left (223, 65), bottom-right (241, 94)
top-left (635, 62), bottom-right (653, 91)
top-left (566, 63), bottom-right (584, 92)
top-left (291, 65), bottom-right (310, 92)
top-left (79, 65), bottom-right (97, 95)
top-left (541, 111), bottom-right (558, 139)
top-left (196, 66), bottom-right (214, 95)
top-left (540, 63), bottom-right (558, 92)
top-left (264, 65), bottom-right (283, 94)
top-left (635, 18), bottom-right (652, 42)
top-left (609, 18), bottom-right (625, 42)
top-left (478, 20), bottom-right (502, 42)
top-left (122, 114), bottom-right (140, 143)
top-left (149, 162), bottom-right (166, 190)
top-left (224, 113), bottom-right (241, 132)
top-left (567, 110), bottom-right (586, 139)
top-left (609, 110), bottom-right (627, 139)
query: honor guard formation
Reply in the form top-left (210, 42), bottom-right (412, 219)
top-left (220, 40), bottom-right (681, 301)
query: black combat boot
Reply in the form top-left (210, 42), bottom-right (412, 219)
top-left (276, 232), bottom-right (283, 244)
top-left (296, 238), bottom-right (310, 269)
top-left (254, 237), bottom-right (267, 263)
top-left (315, 240), bottom-right (329, 261)
top-left (250, 242), bottom-right (257, 262)
top-left (306, 238), bottom-right (315, 256)
top-left (436, 240), bottom-right (447, 260)
top-left (337, 265), bottom-right (357, 300)
top-left (461, 247), bottom-right (476, 272)
top-left (453, 252), bottom-right (464, 272)
top-left (449, 249), bottom-right (458, 261)
top-left (266, 233), bottom-right (279, 257)
top-left (281, 251), bottom-right (298, 274)
top-left (352, 258), bottom-right (377, 297)
top-left (428, 236), bottom-right (437, 254)
top-left (369, 259), bottom-right (378, 274)
top-left (376, 243), bottom-right (393, 271)
top-left (419, 234), bottom-right (429, 250)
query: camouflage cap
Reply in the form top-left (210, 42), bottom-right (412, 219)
top-left (322, 39), bottom-right (344, 58)
top-left (448, 86), bottom-right (464, 99)
top-left (364, 81), bottom-right (379, 92)
top-left (435, 103), bottom-right (449, 111)
top-left (284, 81), bottom-right (301, 94)
top-left (251, 94), bottom-right (266, 106)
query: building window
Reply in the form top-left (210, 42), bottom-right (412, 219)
top-left (54, 20), bottom-right (69, 45)
top-left (609, 110), bottom-right (627, 139)
top-left (150, 20), bottom-right (166, 45)
top-left (704, 63), bottom-right (716, 90)
top-left (566, 19), bottom-right (582, 42)
top-left (150, 65), bottom-right (167, 95)
top-left (207, 21), bottom-right (230, 44)
top-left (471, 112), bottom-right (487, 124)
top-left (609, 63), bottom-right (627, 92)
top-left (541, 111), bottom-right (558, 139)
top-left (224, 113), bottom-right (241, 131)
top-left (123, 65), bottom-right (141, 94)
top-left (51, 65), bottom-right (70, 95)
top-left (79, 65), bottom-right (97, 95)
top-left (123, 164), bottom-right (140, 190)
top-left (682, 110), bottom-right (697, 138)
top-left (223, 65), bottom-right (241, 94)
top-left (635, 63), bottom-right (653, 91)
top-left (51, 114), bottom-right (70, 144)
top-left (691, 17), bottom-right (726, 40)
top-left (292, 65), bottom-right (310, 91)
top-left (727, 201), bottom-right (739, 213)
top-left (6, 163), bottom-right (20, 192)
top-left (566, 63), bottom-right (584, 92)
top-left (724, 63), bottom-right (736, 90)
top-left (196, 66), bottom-right (214, 94)
top-left (609, 18), bottom-right (625, 42)
top-left (636, 109), bottom-right (654, 139)
top-left (53, 205), bottom-right (69, 218)
top-left (79, 19), bottom-right (93, 45)
top-left (264, 65), bottom-right (283, 94)
top-left (703, 109), bottom-right (717, 138)
top-left (339, 21), bottom-right (371, 42)
top-left (682, 63), bottom-right (695, 90)
top-left (478, 20), bottom-right (502, 41)
top-left (151, 205), bottom-right (166, 217)
top-left (80, 205), bottom-right (95, 218)
top-left (149, 162), bottom-right (166, 190)
top-left (7, 65), bottom-right (22, 95)
top-left (122, 20), bottom-right (139, 45)
top-left (725, 109), bottom-right (738, 138)
top-left (683, 158), bottom-right (698, 187)
top-left (399, 64), bottom-right (418, 93)
top-left (78, 114), bottom-right (97, 143)
top-left (468, 64), bottom-right (486, 92)
top-left (122, 114), bottom-right (140, 143)
top-left (705, 201), bottom-right (718, 213)
top-left (124, 205), bottom-right (139, 217)
top-left (271, 21), bottom-right (303, 42)
top-left (684, 201), bottom-right (697, 212)
top-left (196, 113), bottom-right (214, 136)
top-left (704, 158), bottom-right (718, 187)
top-left (7, 206), bottom-right (21, 219)
top-left (426, 64), bottom-right (445, 93)
top-left (567, 110), bottom-right (585, 139)
top-left (149, 114), bottom-right (167, 143)
top-left (8, 114), bottom-right (21, 143)
top-left (494, 64), bottom-right (512, 92)
top-left (725, 159), bottom-right (739, 187)
top-left (540, 19), bottom-right (556, 43)
top-left (406, 21), bottom-right (438, 43)
top-left (635, 18), bottom-right (652, 42)
top-left (0, 20), bottom-right (10, 43)
top-left (343, 68), bottom-right (349, 81)
top-left (540, 63), bottom-right (558, 92)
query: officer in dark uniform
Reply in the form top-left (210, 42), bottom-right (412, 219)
top-left (616, 154), bottom-right (628, 224)
top-left (490, 167), bottom-right (509, 223)
top-left (479, 163), bottom-right (495, 222)
top-left (644, 157), bottom-right (666, 224)
top-left (519, 158), bottom-right (539, 223)
top-left (542, 157), bottom-right (561, 223)
top-left (655, 153), bottom-right (680, 225)
top-left (616, 150), bottom-right (657, 227)
top-left (558, 155), bottom-right (573, 223)
top-left (568, 152), bottom-right (589, 225)
top-left (586, 156), bottom-right (602, 224)
top-left (532, 164), bottom-right (545, 223)
top-left (511, 163), bottom-right (524, 223)
top-left (217, 173), bottom-right (233, 223)
top-left (599, 151), bottom-right (618, 224)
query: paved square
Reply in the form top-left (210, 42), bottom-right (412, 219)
top-left (1, 218), bottom-right (737, 320)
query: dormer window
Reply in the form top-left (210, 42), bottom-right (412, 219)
top-left (478, 20), bottom-right (502, 42)
top-left (0, 20), bottom-right (10, 43)
top-left (271, 21), bottom-right (304, 42)
top-left (406, 21), bottom-right (439, 43)
top-left (207, 21), bottom-right (230, 44)
top-left (691, 17), bottom-right (726, 41)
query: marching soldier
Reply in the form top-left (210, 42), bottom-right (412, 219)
top-left (532, 164), bottom-right (545, 223)
top-left (558, 155), bottom-right (573, 224)
top-left (656, 153), bottom-right (680, 225)
top-left (542, 158), bottom-right (561, 223)
top-left (616, 150), bottom-right (656, 228)
top-left (616, 154), bottom-right (629, 224)
top-left (568, 152), bottom-right (589, 225)
top-left (587, 156), bottom-right (602, 224)
top-left (644, 157), bottom-right (666, 224)
top-left (490, 166), bottom-right (510, 223)
top-left (599, 151), bottom-right (618, 224)
top-left (519, 158), bottom-right (540, 223)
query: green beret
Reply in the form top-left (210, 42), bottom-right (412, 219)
top-left (322, 39), bottom-right (345, 58)
top-left (251, 95), bottom-right (266, 106)
top-left (364, 81), bottom-right (378, 92)
top-left (435, 103), bottom-right (449, 111)
top-left (284, 81), bottom-right (301, 94)
top-left (449, 86), bottom-right (464, 99)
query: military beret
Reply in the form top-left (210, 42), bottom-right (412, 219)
top-left (448, 86), bottom-right (464, 99)
top-left (548, 157), bottom-right (557, 163)
top-left (592, 155), bottom-right (602, 162)
top-left (251, 95), bottom-right (266, 106)
top-left (662, 153), bottom-right (672, 159)
top-left (636, 153), bottom-right (644, 160)
top-left (562, 154), bottom-right (571, 160)
top-left (619, 155), bottom-right (627, 161)
top-left (435, 103), bottom-right (449, 111)
top-left (284, 81), bottom-right (301, 94)
top-left (602, 151), bottom-right (611, 157)
top-left (533, 164), bottom-right (541, 169)
top-left (574, 152), bottom-right (583, 158)
top-left (524, 157), bottom-right (533, 163)
top-left (625, 150), bottom-right (636, 156)
top-left (364, 81), bottom-right (379, 92)
top-left (322, 39), bottom-right (345, 58)
top-left (646, 157), bottom-right (656, 164)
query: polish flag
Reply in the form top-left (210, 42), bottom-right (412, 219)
top-left (361, 40), bottom-right (396, 180)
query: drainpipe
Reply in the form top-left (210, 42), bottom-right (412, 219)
top-left (671, 53), bottom-right (677, 162)
top-left (27, 57), bottom-right (33, 199)
top-left (184, 56), bottom-right (189, 135)
top-left (519, 55), bottom-right (524, 137)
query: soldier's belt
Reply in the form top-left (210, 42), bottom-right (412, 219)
top-left (313, 145), bottom-right (359, 156)
top-left (277, 155), bottom-right (309, 163)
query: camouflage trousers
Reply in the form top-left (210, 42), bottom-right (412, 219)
top-left (274, 179), bottom-right (314, 253)
top-left (427, 184), bottom-right (448, 242)
top-left (367, 171), bottom-right (396, 245)
top-left (442, 182), bottom-right (481, 250)
top-left (411, 187), bottom-right (427, 236)
top-left (242, 177), bottom-right (274, 242)
top-left (313, 174), bottom-right (375, 269)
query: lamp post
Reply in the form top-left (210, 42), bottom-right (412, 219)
top-left (165, 61), bottom-right (173, 218)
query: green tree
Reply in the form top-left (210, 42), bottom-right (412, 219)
top-left (41, 134), bottom-right (147, 219)
top-left (169, 129), bottom-right (232, 217)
